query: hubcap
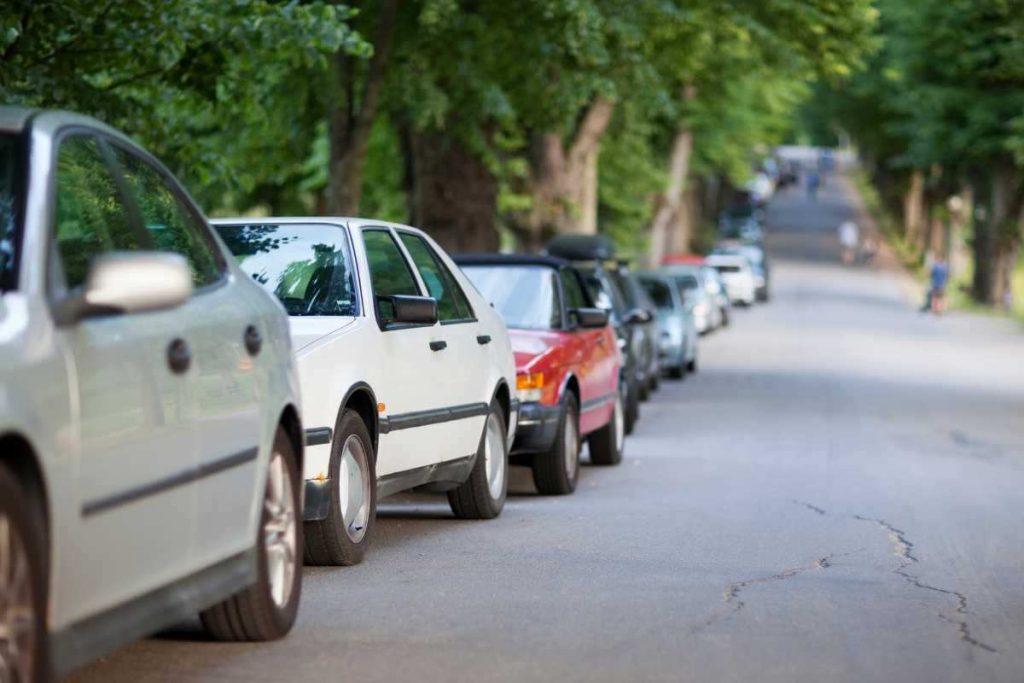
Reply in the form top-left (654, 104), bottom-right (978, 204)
top-left (263, 452), bottom-right (297, 609)
top-left (0, 513), bottom-right (34, 683)
top-left (483, 412), bottom-right (506, 500)
top-left (614, 390), bottom-right (625, 453)
top-left (564, 412), bottom-right (579, 481)
top-left (338, 435), bottom-right (371, 543)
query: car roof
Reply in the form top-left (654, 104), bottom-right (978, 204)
top-left (210, 216), bottom-right (429, 233)
top-left (453, 253), bottom-right (570, 269)
top-left (0, 107), bottom-right (36, 133)
top-left (706, 253), bottom-right (748, 265)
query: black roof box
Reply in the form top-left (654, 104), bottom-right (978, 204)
top-left (544, 234), bottom-right (616, 261)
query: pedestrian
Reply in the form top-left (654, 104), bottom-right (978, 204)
top-left (807, 171), bottom-right (820, 201)
top-left (838, 220), bottom-right (858, 264)
top-left (928, 253), bottom-right (950, 314)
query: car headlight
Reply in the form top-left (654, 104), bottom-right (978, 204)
top-left (516, 372), bottom-right (545, 403)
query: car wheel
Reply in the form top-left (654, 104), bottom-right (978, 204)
top-left (624, 376), bottom-right (639, 436)
top-left (448, 399), bottom-right (508, 519)
top-left (202, 427), bottom-right (302, 641)
top-left (531, 393), bottom-right (580, 495)
top-left (304, 410), bottom-right (376, 566)
top-left (589, 386), bottom-right (624, 466)
top-left (637, 375), bottom-right (650, 402)
top-left (721, 309), bottom-right (730, 327)
top-left (667, 363), bottom-right (685, 380)
top-left (0, 466), bottom-right (47, 683)
top-left (649, 370), bottom-right (659, 393)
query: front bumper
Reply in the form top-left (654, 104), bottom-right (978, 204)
top-left (512, 401), bottom-right (561, 454)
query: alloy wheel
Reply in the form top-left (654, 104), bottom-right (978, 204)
top-left (483, 412), bottom-right (506, 500)
top-left (338, 435), bottom-right (372, 543)
top-left (263, 451), bottom-right (297, 609)
top-left (0, 513), bottom-right (34, 683)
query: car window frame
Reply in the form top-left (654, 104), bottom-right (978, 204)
top-left (0, 130), bottom-right (27, 293)
top-left (103, 136), bottom-right (228, 294)
top-left (393, 228), bottom-right (477, 326)
top-left (360, 225), bottom-right (432, 331)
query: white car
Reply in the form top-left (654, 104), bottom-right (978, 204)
top-left (705, 254), bottom-right (757, 306)
top-left (213, 218), bottom-right (518, 566)
top-left (0, 109), bottom-right (305, 679)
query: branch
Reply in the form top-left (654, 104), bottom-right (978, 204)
top-left (351, 0), bottom-right (399, 150)
top-left (567, 96), bottom-right (615, 168)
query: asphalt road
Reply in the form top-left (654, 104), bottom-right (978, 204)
top-left (72, 176), bottom-right (1024, 682)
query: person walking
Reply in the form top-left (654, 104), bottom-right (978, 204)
top-left (807, 170), bottom-right (820, 201)
top-left (838, 220), bottom-right (859, 264)
top-left (928, 254), bottom-right (950, 314)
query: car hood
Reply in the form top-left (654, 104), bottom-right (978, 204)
top-left (510, 329), bottom-right (565, 373)
top-left (290, 317), bottom-right (358, 355)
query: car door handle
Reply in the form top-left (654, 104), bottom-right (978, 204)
top-left (167, 338), bottom-right (191, 374)
top-left (476, 335), bottom-right (491, 345)
top-left (429, 340), bottom-right (448, 351)
top-left (244, 325), bottom-right (262, 356)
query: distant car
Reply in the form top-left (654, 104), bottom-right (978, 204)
top-left (714, 243), bottom-right (770, 302)
top-left (545, 236), bottom-right (652, 434)
top-left (214, 218), bottom-right (518, 567)
top-left (609, 264), bottom-right (661, 397)
top-left (705, 253), bottom-right (757, 306)
top-left (660, 265), bottom-right (722, 334)
top-left (456, 254), bottom-right (625, 490)
top-left (637, 272), bottom-right (698, 378)
top-left (701, 266), bottom-right (732, 326)
top-left (0, 108), bottom-right (305, 679)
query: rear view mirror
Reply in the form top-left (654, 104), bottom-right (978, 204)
top-left (571, 307), bottom-right (609, 329)
top-left (622, 307), bottom-right (653, 325)
top-left (53, 251), bottom-right (193, 326)
top-left (379, 294), bottom-right (438, 326)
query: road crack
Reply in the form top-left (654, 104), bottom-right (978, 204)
top-left (792, 501), bottom-right (997, 655)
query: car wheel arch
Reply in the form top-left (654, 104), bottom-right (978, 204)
top-left (561, 374), bottom-right (580, 409)
top-left (491, 380), bottom-right (511, 430)
top-left (341, 383), bottom-right (379, 457)
top-left (0, 432), bottom-right (50, 547)
top-left (277, 405), bottom-right (305, 475)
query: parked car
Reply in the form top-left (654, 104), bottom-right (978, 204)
top-left (701, 266), bottom-right (733, 326)
top-left (611, 264), bottom-right (662, 396)
top-left (636, 272), bottom-right (698, 378)
top-left (544, 236), bottom-right (649, 434)
top-left (705, 253), bottom-right (757, 306)
top-left (214, 218), bottom-right (517, 566)
top-left (456, 254), bottom-right (625, 490)
top-left (0, 108), bottom-right (305, 679)
top-left (660, 265), bottom-right (722, 334)
top-left (714, 242), bottom-right (770, 302)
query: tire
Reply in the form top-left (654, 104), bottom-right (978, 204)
top-left (0, 465), bottom-right (48, 683)
top-left (531, 394), bottom-right (580, 495)
top-left (202, 428), bottom-right (302, 641)
top-left (687, 356), bottom-right (698, 373)
top-left (304, 410), bottom-right (376, 566)
top-left (589, 386), bottom-right (625, 466)
top-left (623, 376), bottom-right (639, 436)
top-left (448, 399), bottom-right (508, 519)
top-left (721, 309), bottom-right (730, 327)
top-left (667, 363), bottom-right (685, 380)
top-left (637, 376), bottom-right (650, 402)
top-left (649, 370), bottom-right (659, 393)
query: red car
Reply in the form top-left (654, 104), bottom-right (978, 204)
top-left (456, 254), bottom-right (625, 494)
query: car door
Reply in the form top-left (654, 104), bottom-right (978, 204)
top-left (49, 133), bottom-right (198, 624)
top-left (109, 144), bottom-right (265, 565)
top-left (360, 227), bottom-right (450, 476)
top-left (560, 267), bottom-right (615, 433)
top-left (395, 230), bottom-right (490, 460)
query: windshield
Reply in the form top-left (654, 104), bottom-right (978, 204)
top-left (462, 264), bottom-right (560, 330)
top-left (639, 278), bottom-right (672, 311)
top-left (215, 222), bottom-right (358, 317)
top-left (0, 134), bottom-right (22, 291)
top-left (578, 266), bottom-right (625, 320)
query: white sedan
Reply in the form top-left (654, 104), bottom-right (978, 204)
top-left (213, 218), bottom-right (518, 566)
top-left (0, 108), bottom-right (304, 679)
top-left (705, 254), bottom-right (757, 306)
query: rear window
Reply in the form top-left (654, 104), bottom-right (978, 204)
top-left (639, 278), bottom-right (672, 311)
top-left (714, 265), bottom-right (741, 274)
top-left (462, 264), bottom-right (560, 330)
top-left (216, 223), bottom-right (358, 316)
top-left (0, 134), bottom-right (22, 290)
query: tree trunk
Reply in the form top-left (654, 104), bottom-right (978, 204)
top-left (903, 169), bottom-right (924, 242)
top-left (408, 131), bottom-right (499, 253)
top-left (524, 96), bottom-right (615, 249)
top-left (647, 121), bottom-right (695, 265)
top-left (326, 0), bottom-right (399, 215)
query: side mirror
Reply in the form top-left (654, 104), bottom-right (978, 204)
top-left (379, 294), bottom-right (438, 326)
top-left (622, 307), bottom-right (653, 325)
top-left (53, 251), bottom-right (192, 326)
top-left (570, 307), bottom-right (609, 329)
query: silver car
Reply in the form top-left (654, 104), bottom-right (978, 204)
top-left (659, 265), bottom-right (723, 334)
top-left (637, 272), bottom-right (699, 378)
top-left (0, 108), bottom-right (304, 679)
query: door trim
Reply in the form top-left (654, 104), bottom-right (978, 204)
top-left (378, 402), bottom-right (489, 434)
top-left (81, 446), bottom-right (259, 517)
top-left (376, 454), bottom-right (476, 498)
top-left (581, 392), bottom-right (616, 413)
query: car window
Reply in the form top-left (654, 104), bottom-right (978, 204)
top-left (215, 223), bottom-right (358, 316)
top-left (639, 278), bottom-right (673, 311)
top-left (714, 264), bottom-right (741, 274)
top-left (53, 135), bottom-right (141, 289)
top-left (110, 145), bottom-right (222, 288)
top-left (462, 264), bottom-right (559, 330)
top-left (0, 134), bottom-right (21, 291)
top-left (560, 268), bottom-right (588, 310)
top-left (579, 267), bottom-right (623, 323)
top-left (398, 232), bottom-right (474, 322)
top-left (362, 229), bottom-right (422, 322)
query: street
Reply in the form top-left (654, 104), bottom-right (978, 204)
top-left (72, 177), bottom-right (1024, 682)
